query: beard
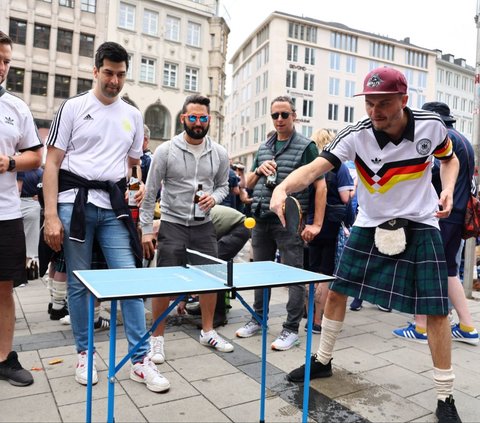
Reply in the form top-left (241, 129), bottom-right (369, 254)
top-left (184, 121), bottom-right (209, 140)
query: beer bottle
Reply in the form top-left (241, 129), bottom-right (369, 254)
top-left (128, 166), bottom-right (140, 226)
top-left (194, 183), bottom-right (206, 221)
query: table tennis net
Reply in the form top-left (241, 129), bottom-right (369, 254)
top-left (185, 248), bottom-right (231, 284)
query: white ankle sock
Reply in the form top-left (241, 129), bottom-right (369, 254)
top-left (433, 367), bottom-right (455, 401)
top-left (315, 317), bottom-right (343, 365)
top-left (52, 280), bottom-right (67, 310)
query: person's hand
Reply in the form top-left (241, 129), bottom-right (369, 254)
top-left (0, 155), bottom-right (10, 174)
top-left (435, 189), bottom-right (453, 219)
top-left (270, 185), bottom-right (287, 226)
top-left (177, 301), bottom-right (186, 315)
top-left (142, 232), bottom-right (156, 260)
top-left (301, 223), bottom-right (321, 243)
top-left (256, 160), bottom-right (276, 177)
top-left (198, 192), bottom-right (216, 212)
top-left (134, 182), bottom-right (145, 206)
top-left (44, 215), bottom-right (64, 252)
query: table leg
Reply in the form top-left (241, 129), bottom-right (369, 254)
top-left (302, 282), bottom-right (315, 423)
top-left (86, 294), bottom-right (95, 423)
top-left (107, 300), bottom-right (118, 423)
top-left (259, 287), bottom-right (269, 423)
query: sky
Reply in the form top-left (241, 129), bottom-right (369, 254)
top-left (219, 0), bottom-right (479, 83)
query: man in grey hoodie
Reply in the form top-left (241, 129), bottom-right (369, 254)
top-left (140, 94), bottom-right (233, 365)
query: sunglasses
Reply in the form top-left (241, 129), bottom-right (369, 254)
top-left (271, 111), bottom-right (293, 120)
top-left (184, 114), bottom-right (209, 123)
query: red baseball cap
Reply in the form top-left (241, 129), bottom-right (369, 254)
top-left (354, 67), bottom-right (408, 96)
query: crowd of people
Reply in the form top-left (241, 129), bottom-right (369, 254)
top-left (1, 31), bottom-right (478, 423)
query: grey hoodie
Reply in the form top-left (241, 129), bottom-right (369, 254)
top-left (140, 132), bottom-right (229, 234)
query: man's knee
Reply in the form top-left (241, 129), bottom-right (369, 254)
top-left (327, 290), bottom-right (348, 305)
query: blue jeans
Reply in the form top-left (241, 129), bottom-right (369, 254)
top-left (58, 203), bottom-right (148, 362)
top-left (251, 220), bottom-right (305, 333)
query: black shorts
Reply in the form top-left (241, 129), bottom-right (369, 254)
top-left (439, 221), bottom-right (463, 277)
top-left (0, 219), bottom-right (26, 287)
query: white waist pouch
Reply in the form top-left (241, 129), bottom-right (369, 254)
top-left (374, 219), bottom-right (409, 256)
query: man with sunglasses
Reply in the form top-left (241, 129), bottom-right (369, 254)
top-left (140, 94), bottom-right (233, 364)
top-left (270, 68), bottom-right (462, 422)
top-left (235, 95), bottom-right (326, 351)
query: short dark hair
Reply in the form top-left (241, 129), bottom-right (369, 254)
top-left (0, 31), bottom-right (13, 47)
top-left (182, 94), bottom-right (210, 114)
top-left (95, 41), bottom-right (129, 71)
top-left (271, 95), bottom-right (295, 112)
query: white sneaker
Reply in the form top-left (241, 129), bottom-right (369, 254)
top-left (59, 315), bottom-right (71, 325)
top-left (75, 351), bottom-right (98, 385)
top-left (147, 335), bottom-right (166, 364)
top-left (199, 330), bottom-right (234, 352)
top-left (271, 329), bottom-right (299, 351)
top-left (235, 320), bottom-right (261, 338)
top-left (130, 356), bottom-right (170, 392)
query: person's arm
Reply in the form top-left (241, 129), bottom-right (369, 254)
top-left (43, 146), bottom-right (66, 252)
top-left (437, 153), bottom-right (459, 218)
top-left (301, 177), bottom-right (326, 242)
top-left (271, 156), bottom-right (334, 226)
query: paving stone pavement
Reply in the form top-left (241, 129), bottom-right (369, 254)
top-left (2, 277), bottom-right (480, 422)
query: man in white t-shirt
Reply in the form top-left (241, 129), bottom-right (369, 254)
top-left (43, 41), bottom-right (169, 393)
top-left (0, 31), bottom-right (42, 387)
top-left (271, 67), bottom-right (462, 422)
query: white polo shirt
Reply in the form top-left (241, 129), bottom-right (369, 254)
top-left (322, 108), bottom-right (453, 228)
top-left (46, 90), bottom-right (143, 209)
top-left (0, 91), bottom-right (42, 220)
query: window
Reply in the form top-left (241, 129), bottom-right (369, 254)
top-left (303, 100), bottom-right (313, 117)
top-left (418, 72), bottom-right (427, 89)
top-left (330, 31), bottom-right (357, 52)
top-left (446, 71), bottom-right (452, 86)
top-left (79, 33), bottom-right (95, 57)
top-left (302, 126), bottom-right (313, 138)
top-left (287, 44), bottom-right (298, 62)
top-left (345, 80), bottom-right (355, 97)
top-left (119, 2), bottom-right (135, 31)
top-left (185, 66), bottom-right (198, 91)
top-left (253, 126), bottom-right (259, 144)
top-left (9, 19), bottom-right (27, 45)
top-left (305, 47), bottom-right (315, 65)
top-left (328, 103), bottom-right (338, 121)
top-left (145, 103), bottom-right (170, 140)
top-left (140, 57), bottom-right (156, 84)
top-left (329, 77), bottom-right (340, 96)
top-left (286, 70), bottom-right (297, 88)
top-left (81, 0), bottom-right (96, 12)
top-left (31, 71), bottom-right (48, 96)
top-left (165, 16), bottom-right (180, 41)
top-left (261, 97), bottom-right (267, 116)
top-left (405, 49), bottom-right (428, 68)
top-left (57, 29), bottom-right (73, 53)
top-left (437, 68), bottom-right (444, 84)
top-left (163, 62), bottom-right (177, 87)
top-left (254, 101), bottom-right (260, 119)
top-left (346, 56), bottom-right (356, 73)
top-left (187, 22), bottom-right (201, 47)
top-left (54, 74), bottom-right (71, 98)
top-left (126, 54), bottom-right (133, 79)
top-left (330, 52), bottom-right (340, 70)
top-left (288, 22), bottom-right (317, 42)
top-left (344, 106), bottom-right (354, 123)
top-left (34, 24), bottom-right (50, 49)
top-left (262, 71), bottom-right (268, 91)
top-left (304, 73), bottom-right (314, 91)
top-left (6, 67), bottom-right (24, 93)
top-left (255, 76), bottom-right (261, 94)
top-left (417, 95), bottom-right (426, 108)
top-left (370, 41), bottom-right (394, 61)
top-left (59, 0), bottom-right (74, 7)
top-left (77, 78), bottom-right (92, 93)
top-left (143, 9), bottom-right (158, 36)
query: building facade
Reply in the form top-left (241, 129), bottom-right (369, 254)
top-left (1, 0), bottom-right (229, 148)
top-left (225, 12), bottom-right (474, 169)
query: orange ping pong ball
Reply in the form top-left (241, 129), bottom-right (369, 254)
top-left (244, 217), bottom-right (256, 229)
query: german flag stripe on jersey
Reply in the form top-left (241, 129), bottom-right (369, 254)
top-left (433, 136), bottom-right (453, 160)
top-left (355, 155), bottom-right (431, 194)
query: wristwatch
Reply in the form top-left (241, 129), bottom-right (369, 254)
top-left (7, 156), bottom-right (16, 172)
top-left (255, 167), bottom-right (262, 176)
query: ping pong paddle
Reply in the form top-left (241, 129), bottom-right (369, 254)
top-left (283, 196), bottom-right (303, 235)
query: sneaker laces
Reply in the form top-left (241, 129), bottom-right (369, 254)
top-left (151, 337), bottom-right (164, 355)
top-left (140, 358), bottom-right (163, 380)
top-left (246, 320), bottom-right (259, 329)
top-left (277, 329), bottom-right (292, 341)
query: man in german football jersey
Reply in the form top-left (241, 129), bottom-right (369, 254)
top-left (270, 67), bottom-right (462, 422)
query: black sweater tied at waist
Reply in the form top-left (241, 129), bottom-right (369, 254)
top-left (58, 169), bottom-right (142, 268)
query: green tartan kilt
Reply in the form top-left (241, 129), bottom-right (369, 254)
top-left (332, 223), bottom-right (449, 315)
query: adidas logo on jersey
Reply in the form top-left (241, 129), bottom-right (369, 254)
top-left (371, 158), bottom-right (381, 164)
top-left (83, 114), bottom-right (94, 120)
top-left (4, 116), bottom-right (14, 125)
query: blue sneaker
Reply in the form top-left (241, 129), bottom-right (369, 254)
top-left (392, 322), bottom-right (428, 344)
top-left (451, 323), bottom-right (479, 345)
top-left (350, 298), bottom-right (363, 311)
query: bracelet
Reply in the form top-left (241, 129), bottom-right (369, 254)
top-left (255, 168), bottom-right (261, 176)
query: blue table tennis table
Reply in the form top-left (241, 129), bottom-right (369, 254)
top-left (74, 258), bottom-right (334, 423)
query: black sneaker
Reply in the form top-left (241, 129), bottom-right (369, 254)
top-left (436, 395), bottom-right (462, 423)
top-left (287, 356), bottom-right (332, 383)
top-left (94, 316), bottom-right (110, 331)
top-left (50, 305), bottom-right (69, 320)
top-left (0, 351), bottom-right (34, 386)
